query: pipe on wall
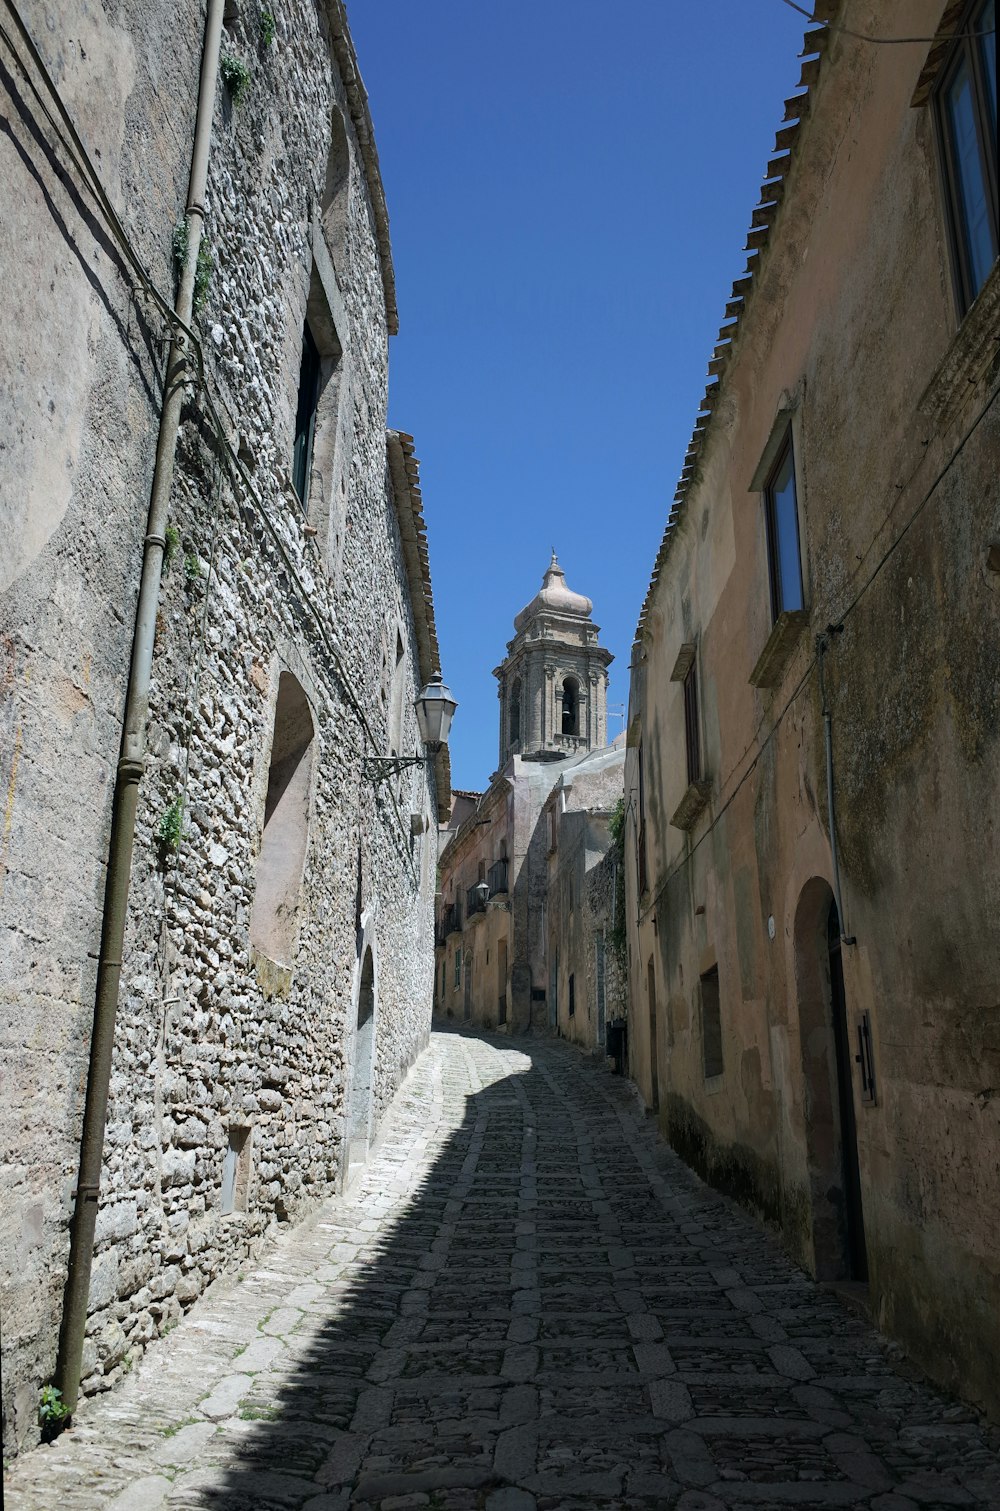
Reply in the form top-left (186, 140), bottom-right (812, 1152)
top-left (54, 0), bottom-right (226, 1412)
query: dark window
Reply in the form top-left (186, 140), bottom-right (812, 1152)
top-left (683, 662), bottom-right (702, 786)
top-left (763, 432), bottom-right (804, 621)
top-left (562, 677), bottom-right (579, 736)
top-left (701, 966), bottom-right (723, 1079)
top-left (454, 948), bottom-right (461, 988)
top-left (568, 973), bottom-right (576, 1017)
top-left (292, 321), bottom-right (321, 507)
top-left (936, 0), bottom-right (998, 315)
top-left (509, 678), bottom-right (521, 746)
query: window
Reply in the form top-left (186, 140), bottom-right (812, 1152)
top-left (291, 263), bottom-right (344, 527)
top-left (454, 948), bottom-right (461, 989)
top-left (683, 661), bottom-right (702, 786)
top-left (509, 677), bottom-right (521, 747)
top-left (568, 973), bottom-right (576, 1017)
top-left (763, 432), bottom-right (804, 621)
top-left (250, 672), bottom-right (315, 965)
top-left (701, 966), bottom-right (723, 1079)
top-left (292, 322), bottom-right (321, 506)
top-left (561, 676), bottom-right (580, 736)
top-left (936, 0), bottom-right (998, 315)
top-left (389, 630), bottom-right (406, 755)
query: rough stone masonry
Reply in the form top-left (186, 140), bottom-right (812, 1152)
top-left (1, 0), bottom-right (444, 1451)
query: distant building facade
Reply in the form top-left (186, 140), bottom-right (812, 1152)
top-left (540, 744), bottom-right (627, 1051)
top-left (623, 0), bottom-right (1000, 1418)
top-left (436, 557), bottom-right (622, 1047)
top-left (1, 0), bottom-right (447, 1450)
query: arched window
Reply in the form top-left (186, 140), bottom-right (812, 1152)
top-left (561, 676), bottom-right (580, 736)
top-left (509, 677), bottom-right (521, 747)
top-left (322, 109), bottom-right (350, 266)
top-left (249, 672), bottom-right (315, 965)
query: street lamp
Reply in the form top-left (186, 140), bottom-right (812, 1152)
top-left (473, 879), bottom-right (491, 908)
top-left (364, 672), bottom-right (458, 780)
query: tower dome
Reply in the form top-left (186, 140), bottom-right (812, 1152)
top-left (493, 551), bottom-right (613, 768)
top-left (513, 552), bottom-right (593, 632)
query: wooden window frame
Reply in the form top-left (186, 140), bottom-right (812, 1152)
top-left (292, 320), bottom-right (322, 508)
top-left (763, 429), bottom-right (804, 624)
top-left (933, 0), bottom-right (999, 318)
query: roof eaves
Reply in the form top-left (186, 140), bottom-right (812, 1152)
top-left (635, 10), bottom-right (839, 643)
top-left (326, 1), bottom-right (399, 335)
top-left (386, 429), bottom-right (449, 821)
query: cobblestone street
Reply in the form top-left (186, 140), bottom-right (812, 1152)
top-left (7, 1028), bottom-right (999, 1511)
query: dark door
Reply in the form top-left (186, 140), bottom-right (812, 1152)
top-left (828, 902), bottom-right (868, 1281)
top-left (647, 959), bottom-right (660, 1113)
top-left (497, 937), bottom-right (508, 1025)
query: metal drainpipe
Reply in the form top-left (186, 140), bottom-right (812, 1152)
top-left (54, 0), bottom-right (225, 1412)
top-left (816, 629), bottom-right (856, 947)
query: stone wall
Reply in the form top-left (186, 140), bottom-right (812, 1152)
top-left (585, 845), bottom-right (628, 1043)
top-left (1, 0), bottom-right (440, 1451)
top-left (623, 0), bottom-right (1000, 1418)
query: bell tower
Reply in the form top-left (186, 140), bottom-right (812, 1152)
top-left (494, 552), bottom-right (613, 767)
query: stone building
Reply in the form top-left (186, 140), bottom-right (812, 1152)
top-left (540, 740), bottom-right (627, 1052)
top-left (1, 0), bottom-right (448, 1450)
top-left (622, 0), bottom-right (999, 1417)
top-left (436, 556), bottom-right (622, 1039)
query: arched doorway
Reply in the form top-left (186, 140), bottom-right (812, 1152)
top-left (794, 880), bottom-right (867, 1281)
top-left (463, 946), bottom-right (474, 1021)
top-left (348, 947), bottom-right (376, 1158)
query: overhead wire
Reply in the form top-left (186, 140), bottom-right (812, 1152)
top-left (777, 0), bottom-right (996, 44)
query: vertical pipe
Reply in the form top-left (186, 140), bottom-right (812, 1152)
top-left (817, 633), bottom-right (856, 947)
top-left (54, 0), bottom-right (225, 1412)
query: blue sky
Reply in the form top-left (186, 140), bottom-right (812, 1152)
top-left (349, 0), bottom-right (806, 793)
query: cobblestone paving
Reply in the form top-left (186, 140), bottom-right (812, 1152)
top-left (7, 1028), bottom-right (1000, 1510)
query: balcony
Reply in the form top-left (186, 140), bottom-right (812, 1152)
top-left (487, 858), bottom-right (509, 896)
top-left (466, 885), bottom-right (487, 920)
top-left (438, 903), bottom-right (462, 943)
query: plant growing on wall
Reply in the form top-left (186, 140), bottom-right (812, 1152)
top-left (220, 53), bottom-right (252, 107)
top-left (38, 1384), bottom-right (70, 1439)
top-left (163, 523), bottom-right (180, 570)
top-left (158, 797), bottom-right (185, 852)
top-left (171, 218), bottom-right (213, 313)
top-left (260, 10), bottom-right (276, 48)
top-left (183, 551), bottom-right (203, 583)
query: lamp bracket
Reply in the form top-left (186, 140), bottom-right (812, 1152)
top-left (363, 754), bottom-right (427, 781)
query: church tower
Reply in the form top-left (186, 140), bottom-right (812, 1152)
top-left (494, 553), bottom-right (613, 767)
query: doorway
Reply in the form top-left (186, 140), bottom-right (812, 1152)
top-left (348, 947), bottom-right (375, 1160)
top-left (647, 957), bottom-right (660, 1113)
top-left (794, 880), bottom-right (867, 1281)
top-left (463, 947), bottom-right (473, 1021)
top-left (828, 900), bottom-right (867, 1281)
top-left (497, 937), bottom-right (508, 1026)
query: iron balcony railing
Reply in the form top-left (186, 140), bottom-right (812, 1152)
top-left (487, 858), bottom-right (509, 896)
top-left (439, 902), bottom-right (462, 941)
top-left (466, 885), bottom-right (487, 919)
